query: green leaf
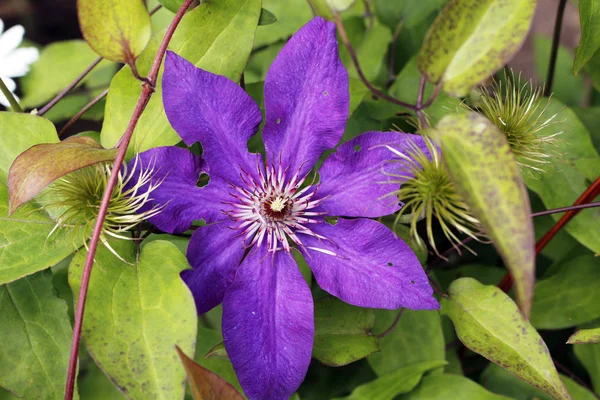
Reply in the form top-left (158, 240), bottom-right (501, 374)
top-left (574, 340), bottom-right (600, 393)
top-left (78, 358), bottom-right (125, 399)
top-left (523, 99), bottom-right (600, 255)
top-left (368, 310), bottom-right (444, 376)
top-left (531, 254), bottom-right (600, 329)
top-left (442, 278), bottom-right (571, 400)
top-left (437, 112), bottom-right (535, 316)
top-left (568, 328), bottom-right (600, 344)
top-left (69, 240), bottom-right (197, 399)
top-left (574, 0), bottom-right (600, 74)
top-left (253, 0), bottom-right (313, 48)
top-left (534, 36), bottom-right (585, 106)
top-left (195, 326), bottom-right (242, 393)
top-left (399, 374), bottom-right (511, 400)
top-left (78, 0), bottom-right (152, 63)
top-left (0, 271), bottom-right (75, 399)
top-left (157, 0), bottom-right (184, 13)
top-left (0, 112), bottom-right (58, 179)
top-left (258, 7), bottom-right (277, 25)
top-left (418, 0), bottom-right (536, 96)
top-left (374, 0), bottom-right (446, 29)
top-left (176, 346), bottom-right (243, 400)
top-left (332, 360), bottom-right (447, 400)
top-left (8, 137), bottom-right (117, 214)
top-left (313, 297), bottom-right (379, 366)
top-left (20, 40), bottom-right (107, 108)
top-left (482, 363), bottom-right (595, 400)
top-left (0, 184), bottom-right (74, 285)
top-left (100, 0), bottom-right (261, 158)
top-left (326, 0), bottom-right (356, 13)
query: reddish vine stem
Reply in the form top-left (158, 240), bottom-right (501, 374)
top-left (38, 57), bottom-right (103, 116)
top-left (63, 1), bottom-right (194, 398)
top-left (58, 89), bottom-right (109, 138)
top-left (498, 176), bottom-right (600, 292)
top-left (377, 308), bottom-right (405, 339)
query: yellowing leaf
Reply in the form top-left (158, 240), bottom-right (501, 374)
top-left (78, 0), bottom-right (152, 63)
top-left (437, 112), bottom-right (535, 317)
top-left (568, 328), bottom-right (600, 345)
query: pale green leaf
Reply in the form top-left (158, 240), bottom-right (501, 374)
top-left (568, 327), bottom-right (600, 344)
top-left (442, 278), bottom-right (571, 400)
top-left (332, 360), bottom-right (447, 400)
top-left (437, 112), bottom-right (535, 317)
top-left (313, 297), bottom-right (379, 366)
top-left (398, 374), bottom-right (511, 400)
top-left (78, 0), bottom-right (152, 63)
top-left (374, 0), bottom-right (447, 29)
top-left (531, 254), bottom-right (600, 329)
top-left (574, 0), bottom-right (600, 74)
top-left (157, 0), bottom-right (184, 13)
top-left (0, 271), bottom-right (75, 399)
top-left (418, 0), bottom-right (536, 96)
top-left (100, 0), bottom-right (261, 158)
top-left (69, 240), bottom-right (197, 399)
top-left (523, 99), bottom-right (600, 255)
top-left (253, 0), bottom-right (313, 48)
top-left (368, 310), bottom-right (444, 376)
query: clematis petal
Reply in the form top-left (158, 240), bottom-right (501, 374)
top-left (126, 146), bottom-right (231, 234)
top-left (303, 218), bottom-right (439, 310)
top-left (262, 17), bottom-right (349, 178)
top-left (0, 25), bottom-right (25, 59)
top-left (0, 47), bottom-right (39, 77)
top-left (317, 131), bottom-right (427, 218)
top-left (162, 51), bottom-right (263, 186)
top-left (183, 220), bottom-right (245, 314)
top-left (0, 77), bottom-right (16, 108)
top-left (222, 247), bottom-right (313, 400)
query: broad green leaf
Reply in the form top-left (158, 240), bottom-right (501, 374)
top-left (8, 137), bottom-right (117, 214)
top-left (398, 374), bottom-right (511, 400)
top-left (43, 93), bottom-right (106, 124)
top-left (307, 0), bottom-right (363, 19)
top-left (482, 363), bottom-right (595, 400)
top-left (418, 0), bottom-right (536, 96)
top-left (313, 297), bottom-right (379, 366)
top-left (374, 0), bottom-right (446, 29)
top-left (0, 184), bottom-right (74, 285)
top-left (259, 8), bottom-right (277, 25)
top-left (568, 328), bottom-right (600, 344)
top-left (253, 0), bottom-right (313, 48)
top-left (534, 36), bottom-right (585, 106)
top-left (69, 240), bottom-right (197, 399)
top-left (531, 254), bottom-right (600, 329)
top-left (20, 40), bottom-right (106, 108)
top-left (574, 341), bottom-right (600, 393)
top-left (332, 360), bottom-right (447, 400)
top-left (437, 112), bottom-right (535, 316)
top-left (78, 359), bottom-right (124, 399)
top-left (435, 264), bottom-right (506, 290)
top-left (101, 0), bottom-right (261, 158)
top-left (574, 0), bottom-right (600, 74)
top-left (523, 99), bottom-right (600, 255)
top-left (0, 271), bottom-right (75, 399)
top-left (368, 310), bottom-right (444, 376)
top-left (245, 44), bottom-right (284, 84)
top-left (78, 0), bottom-right (152, 63)
top-left (157, 0), bottom-right (184, 13)
top-left (571, 106), bottom-right (600, 153)
top-left (326, 0), bottom-right (356, 13)
top-left (176, 346), bottom-right (243, 400)
top-left (195, 326), bottom-right (242, 392)
top-left (0, 112), bottom-right (58, 179)
top-left (442, 278), bottom-right (571, 400)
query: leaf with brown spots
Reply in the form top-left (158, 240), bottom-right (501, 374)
top-left (418, 0), bottom-right (536, 96)
top-left (442, 278), bottom-right (572, 400)
top-left (8, 136), bottom-right (117, 215)
top-left (436, 112), bottom-right (535, 318)
top-left (77, 0), bottom-right (151, 64)
top-left (568, 328), bottom-right (600, 345)
top-left (176, 346), bottom-right (244, 400)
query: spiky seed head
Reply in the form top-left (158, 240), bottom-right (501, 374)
top-left (385, 137), bottom-right (481, 256)
top-left (470, 70), bottom-right (561, 172)
top-left (43, 157), bottom-right (163, 258)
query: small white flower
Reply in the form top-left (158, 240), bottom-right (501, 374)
top-left (0, 18), bottom-right (39, 108)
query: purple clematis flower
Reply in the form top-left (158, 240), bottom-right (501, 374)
top-left (130, 17), bottom-right (439, 400)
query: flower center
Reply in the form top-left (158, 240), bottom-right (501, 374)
top-left (225, 160), bottom-right (327, 253)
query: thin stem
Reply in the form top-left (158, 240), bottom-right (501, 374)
top-left (333, 12), bottom-right (417, 111)
top-left (531, 201), bottom-right (600, 218)
top-left (416, 76), bottom-right (428, 127)
top-left (543, 0), bottom-right (567, 97)
top-left (386, 22), bottom-right (403, 88)
top-left (377, 308), bottom-right (404, 339)
top-left (63, 1), bottom-right (195, 398)
top-left (38, 57), bottom-right (103, 116)
top-left (498, 176), bottom-right (600, 293)
top-left (0, 77), bottom-right (22, 112)
top-left (58, 89), bottom-right (109, 138)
